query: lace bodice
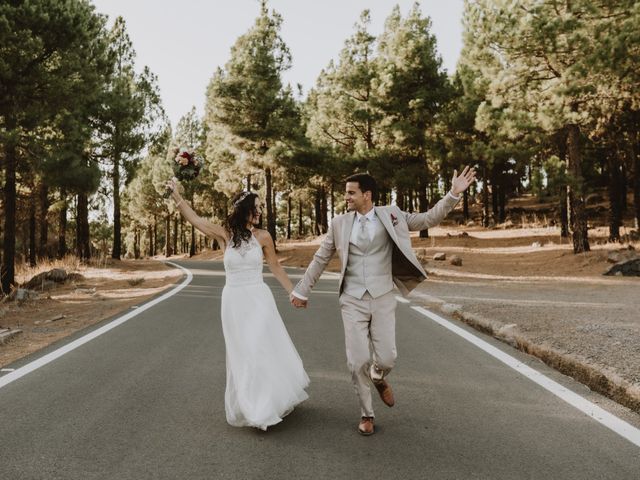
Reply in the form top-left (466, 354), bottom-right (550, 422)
top-left (223, 234), bottom-right (264, 287)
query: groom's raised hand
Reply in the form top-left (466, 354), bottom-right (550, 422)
top-left (451, 165), bottom-right (477, 196)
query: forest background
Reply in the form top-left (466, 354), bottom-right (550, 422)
top-left (1, 0), bottom-right (639, 292)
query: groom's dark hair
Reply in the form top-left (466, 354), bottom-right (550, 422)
top-left (346, 173), bottom-right (377, 200)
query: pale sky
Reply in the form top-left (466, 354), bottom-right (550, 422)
top-left (91, 1), bottom-right (464, 128)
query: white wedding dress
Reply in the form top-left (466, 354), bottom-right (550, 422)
top-left (221, 234), bottom-right (309, 430)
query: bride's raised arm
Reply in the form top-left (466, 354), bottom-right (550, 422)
top-left (166, 179), bottom-right (229, 245)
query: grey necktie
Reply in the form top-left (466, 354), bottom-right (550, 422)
top-left (357, 216), bottom-right (370, 250)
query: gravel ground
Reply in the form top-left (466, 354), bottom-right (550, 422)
top-left (410, 270), bottom-right (640, 413)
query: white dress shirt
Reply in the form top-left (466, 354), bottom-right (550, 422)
top-left (350, 208), bottom-right (377, 245)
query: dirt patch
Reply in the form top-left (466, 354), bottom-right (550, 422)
top-left (0, 258), bottom-right (183, 367)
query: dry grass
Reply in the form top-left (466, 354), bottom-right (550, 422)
top-left (0, 256), bottom-right (182, 367)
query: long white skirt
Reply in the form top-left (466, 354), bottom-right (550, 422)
top-left (221, 282), bottom-right (309, 430)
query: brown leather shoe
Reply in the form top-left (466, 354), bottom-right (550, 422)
top-left (358, 416), bottom-right (375, 436)
top-left (372, 379), bottom-right (395, 407)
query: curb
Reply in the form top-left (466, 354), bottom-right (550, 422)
top-left (0, 328), bottom-right (23, 345)
top-left (408, 291), bottom-right (640, 415)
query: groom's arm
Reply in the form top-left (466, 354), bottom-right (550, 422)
top-left (291, 221), bottom-right (337, 301)
top-left (402, 191), bottom-right (460, 231)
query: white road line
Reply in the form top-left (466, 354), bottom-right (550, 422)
top-left (0, 262), bottom-right (192, 390)
top-left (411, 306), bottom-right (640, 449)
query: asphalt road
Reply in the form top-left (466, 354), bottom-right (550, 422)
top-left (0, 260), bottom-right (638, 480)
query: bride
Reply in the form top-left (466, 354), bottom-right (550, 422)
top-left (166, 179), bottom-right (309, 430)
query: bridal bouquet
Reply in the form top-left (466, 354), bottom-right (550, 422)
top-left (163, 147), bottom-right (203, 198)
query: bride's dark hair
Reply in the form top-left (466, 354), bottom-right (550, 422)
top-left (225, 191), bottom-right (259, 248)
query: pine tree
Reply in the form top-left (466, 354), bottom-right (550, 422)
top-left (0, 0), bottom-right (110, 291)
top-left (205, 1), bottom-right (299, 243)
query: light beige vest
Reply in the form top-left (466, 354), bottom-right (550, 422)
top-left (342, 215), bottom-right (394, 299)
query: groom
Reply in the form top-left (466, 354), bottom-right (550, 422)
top-left (290, 167), bottom-right (476, 435)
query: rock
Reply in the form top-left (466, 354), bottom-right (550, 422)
top-left (496, 324), bottom-right (519, 348)
top-left (459, 232), bottom-right (469, 237)
top-left (0, 328), bottom-right (23, 345)
top-left (46, 268), bottom-right (68, 282)
top-left (607, 249), bottom-right (638, 264)
top-left (603, 258), bottom-right (640, 276)
top-left (441, 304), bottom-right (462, 315)
top-left (75, 287), bottom-right (97, 295)
top-left (433, 252), bottom-right (446, 261)
top-left (16, 288), bottom-right (39, 301)
top-left (607, 252), bottom-right (624, 263)
top-left (466, 221), bottom-right (475, 227)
top-left (450, 255), bottom-right (463, 266)
top-left (67, 273), bottom-right (86, 283)
top-left (531, 241), bottom-right (542, 248)
top-left (23, 268), bottom-right (69, 290)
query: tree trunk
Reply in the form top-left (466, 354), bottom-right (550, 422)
top-left (180, 218), bottom-right (185, 253)
top-left (298, 200), bottom-right (304, 237)
top-left (320, 185), bottom-right (328, 234)
top-left (147, 225), bottom-right (154, 257)
top-left (173, 215), bottom-right (179, 255)
top-left (330, 183), bottom-right (335, 218)
top-left (29, 195), bottom-right (37, 267)
top-left (463, 190), bottom-right (469, 222)
top-left (190, 224), bottom-right (196, 257)
top-left (607, 151), bottom-right (623, 242)
top-left (38, 183), bottom-right (49, 257)
top-left (418, 181), bottom-right (429, 238)
top-left (1, 124), bottom-right (17, 294)
top-left (633, 134), bottom-right (640, 230)
top-left (482, 164), bottom-right (490, 227)
top-left (396, 188), bottom-right (405, 211)
top-left (58, 190), bottom-right (68, 258)
top-left (287, 195), bottom-right (292, 240)
top-left (566, 124), bottom-right (590, 253)
top-left (620, 161), bottom-right (627, 213)
top-left (165, 214), bottom-right (172, 256)
top-left (498, 179), bottom-right (506, 223)
top-left (554, 129), bottom-right (570, 237)
top-left (134, 228), bottom-right (140, 259)
top-left (76, 192), bottom-right (91, 260)
top-left (265, 167), bottom-right (276, 243)
top-left (491, 167), bottom-right (499, 222)
top-left (560, 188), bottom-right (569, 238)
top-left (112, 156), bottom-right (122, 259)
top-left (153, 215), bottom-right (158, 256)
top-left (314, 190), bottom-right (321, 236)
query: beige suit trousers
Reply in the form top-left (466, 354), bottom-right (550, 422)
top-left (339, 290), bottom-right (397, 418)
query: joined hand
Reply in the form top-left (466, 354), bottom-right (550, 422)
top-left (289, 293), bottom-right (308, 309)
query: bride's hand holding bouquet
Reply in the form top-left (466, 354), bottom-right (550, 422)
top-left (163, 147), bottom-right (203, 199)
